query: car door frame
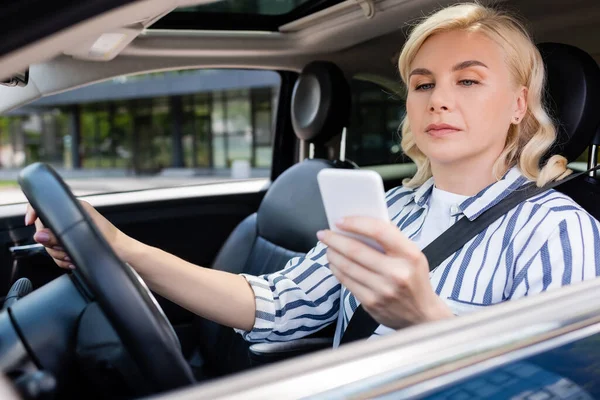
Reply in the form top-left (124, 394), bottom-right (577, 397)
top-left (149, 276), bottom-right (600, 399)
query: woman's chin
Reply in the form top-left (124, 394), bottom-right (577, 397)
top-left (419, 145), bottom-right (468, 166)
top-left (427, 157), bottom-right (465, 167)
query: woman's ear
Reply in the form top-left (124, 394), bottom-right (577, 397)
top-left (512, 86), bottom-right (528, 124)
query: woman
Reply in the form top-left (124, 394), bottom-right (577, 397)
top-left (25, 3), bottom-right (600, 346)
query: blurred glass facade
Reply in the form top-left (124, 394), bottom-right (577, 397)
top-left (0, 69), bottom-right (280, 175)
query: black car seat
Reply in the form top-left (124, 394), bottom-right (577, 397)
top-left (537, 43), bottom-right (600, 220)
top-left (190, 61), bottom-right (353, 379)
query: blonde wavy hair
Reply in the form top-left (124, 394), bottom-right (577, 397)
top-left (398, 2), bottom-right (571, 188)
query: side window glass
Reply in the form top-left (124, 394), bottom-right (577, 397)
top-left (416, 333), bottom-right (600, 400)
top-left (345, 77), bottom-right (410, 167)
top-left (0, 69), bottom-right (280, 204)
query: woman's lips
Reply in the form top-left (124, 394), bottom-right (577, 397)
top-left (426, 128), bottom-right (460, 137)
top-left (425, 124), bottom-right (461, 137)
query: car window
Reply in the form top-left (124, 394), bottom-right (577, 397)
top-left (345, 76), bottom-right (412, 167)
top-left (415, 334), bottom-right (600, 400)
top-left (0, 69), bottom-right (280, 204)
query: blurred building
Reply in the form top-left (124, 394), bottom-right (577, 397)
top-left (0, 69), bottom-right (280, 175)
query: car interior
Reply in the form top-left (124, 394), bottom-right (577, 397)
top-left (0, 0), bottom-right (599, 399)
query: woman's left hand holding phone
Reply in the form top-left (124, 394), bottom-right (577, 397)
top-left (317, 216), bottom-right (454, 330)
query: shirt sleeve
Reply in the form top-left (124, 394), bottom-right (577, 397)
top-left (508, 211), bottom-right (600, 299)
top-left (234, 240), bottom-right (341, 343)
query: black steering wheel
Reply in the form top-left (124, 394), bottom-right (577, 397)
top-left (18, 163), bottom-right (194, 392)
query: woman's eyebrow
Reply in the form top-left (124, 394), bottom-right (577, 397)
top-left (409, 60), bottom-right (488, 79)
top-left (408, 68), bottom-right (432, 78)
top-left (452, 60), bottom-right (488, 71)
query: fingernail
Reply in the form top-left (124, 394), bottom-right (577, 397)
top-left (35, 232), bottom-right (49, 243)
top-left (317, 230), bottom-right (325, 240)
top-left (68, 265), bottom-right (76, 270)
top-left (24, 213), bottom-right (29, 225)
top-left (53, 246), bottom-right (63, 251)
top-left (336, 218), bottom-right (345, 226)
top-left (64, 256), bottom-right (70, 261)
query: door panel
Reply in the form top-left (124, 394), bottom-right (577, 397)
top-left (0, 184), bottom-right (266, 334)
top-left (112, 191), bottom-right (265, 328)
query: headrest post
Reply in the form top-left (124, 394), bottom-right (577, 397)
top-left (340, 127), bottom-right (347, 162)
top-left (309, 143), bottom-right (315, 159)
top-left (588, 145), bottom-right (599, 178)
top-left (593, 125), bottom-right (600, 146)
top-left (299, 140), bottom-right (309, 161)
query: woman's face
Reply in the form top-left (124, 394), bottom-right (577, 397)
top-left (406, 29), bottom-right (527, 170)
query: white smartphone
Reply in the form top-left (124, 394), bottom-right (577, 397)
top-left (317, 169), bottom-right (389, 252)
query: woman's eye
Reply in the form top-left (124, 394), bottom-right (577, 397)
top-left (459, 79), bottom-right (479, 87)
top-left (415, 83), bottom-right (434, 91)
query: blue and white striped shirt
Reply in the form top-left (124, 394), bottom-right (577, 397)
top-left (235, 167), bottom-right (600, 346)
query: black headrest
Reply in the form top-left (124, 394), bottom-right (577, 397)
top-left (256, 159), bottom-right (333, 252)
top-left (291, 61), bottom-right (351, 145)
top-left (539, 42), bottom-right (600, 161)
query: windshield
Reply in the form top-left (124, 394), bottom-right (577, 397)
top-left (0, 69), bottom-right (280, 205)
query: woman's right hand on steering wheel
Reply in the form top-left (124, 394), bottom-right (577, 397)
top-left (24, 200), bottom-right (127, 270)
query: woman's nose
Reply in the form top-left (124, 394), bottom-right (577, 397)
top-left (430, 104), bottom-right (449, 112)
top-left (428, 86), bottom-right (453, 112)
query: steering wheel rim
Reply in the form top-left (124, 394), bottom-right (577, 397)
top-left (18, 162), bottom-right (194, 392)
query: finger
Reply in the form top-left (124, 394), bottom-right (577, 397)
top-left (33, 228), bottom-right (60, 248)
top-left (46, 248), bottom-right (71, 263)
top-left (319, 230), bottom-right (386, 273)
top-left (24, 204), bottom-right (37, 226)
top-left (53, 259), bottom-right (76, 270)
top-left (34, 215), bottom-right (46, 231)
top-left (329, 262), bottom-right (375, 309)
top-left (337, 217), bottom-right (421, 258)
top-left (326, 247), bottom-right (385, 291)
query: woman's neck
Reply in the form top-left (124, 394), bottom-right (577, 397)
top-left (430, 160), bottom-right (506, 196)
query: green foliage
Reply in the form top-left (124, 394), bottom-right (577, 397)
top-left (0, 117), bottom-right (10, 145)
